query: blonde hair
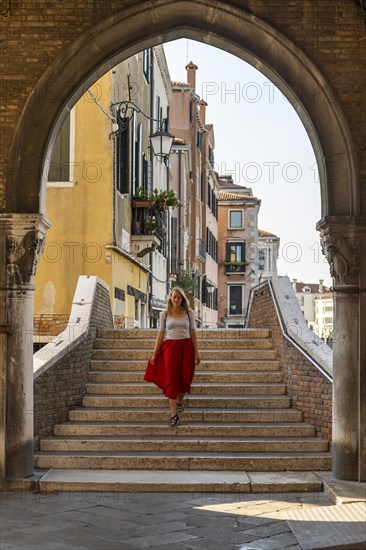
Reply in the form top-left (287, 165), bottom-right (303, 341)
top-left (167, 286), bottom-right (189, 313)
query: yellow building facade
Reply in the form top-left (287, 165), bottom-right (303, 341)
top-left (34, 64), bottom-right (150, 333)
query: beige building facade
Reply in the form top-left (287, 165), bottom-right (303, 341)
top-left (169, 62), bottom-right (219, 326)
top-left (34, 46), bottom-right (172, 336)
top-left (217, 180), bottom-right (261, 328)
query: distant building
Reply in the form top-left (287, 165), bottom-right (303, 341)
top-left (314, 293), bottom-right (334, 343)
top-left (292, 279), bottom-right (333, 342)
top-left (169, 61), bottom-right (219, 327)
top-left (258, 229), bottom-right (280, 280)
top-left (218, 178), bottom-right (261, 328)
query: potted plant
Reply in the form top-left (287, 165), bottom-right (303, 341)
top-left (152, 188), bottom-right (181, 211)
top-left (132, 187), bottom-right (154, 208)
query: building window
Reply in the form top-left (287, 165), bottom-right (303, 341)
top-left (258, 249), bottom-right (266, 271)
top-left (47, 109), bottom-right (77, 186)
top-left (226, 242), bottom-right (245, 263)
top-left (228, 285), bottom-right (243, 315)
top-left (143, 49), bottom-right (151, 83)
top-left (134, 122), bottom-right (143, 195)
top-left (48, 114), bottom-right (70, 182)
top-left (197, 131), bottom-right (203, 151)
top-left (225, 241), bottom-right (246, 273)
top-left (229, 210), bottom-right (243, 228)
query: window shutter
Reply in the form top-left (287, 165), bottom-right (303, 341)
top-left (171, 217), bottom-right (178, 274)
top-left (116, 117), bottom-right (130, 194)
top-left (143, 159), bottom-right (152, 192)
top-left (225, 242), bottom-right (231, 262)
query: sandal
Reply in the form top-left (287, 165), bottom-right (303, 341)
top-left (176, 402), bottom-right (184, 413)
top-left (169, 414), bottom-right (179, 427)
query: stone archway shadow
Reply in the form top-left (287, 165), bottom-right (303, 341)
top-left (3, 0), bottom-right (365, 482)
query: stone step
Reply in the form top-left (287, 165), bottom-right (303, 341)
top-left (55, 421), bottom-right (316, 438)
top-left (40, 436), bottom-right (329, 453)
top-left (37, 470), bottom-right (323, 494)
top-left (81, 395), bottom-right (292, 409)
top-left (97, 328), bottom-right (272, 339)
top-left (90, 359), bottom-right (281, 372)
top-left (93, 338), bottom-right (274, 350)
top-left (91, 349), bottom-right (278, 361)
top-left (88, 371), bottom-right (284, 384)
top-left (34, 451), bottom-right (332, 471)
top-left (69, 407), bottom-right (303, 423)
top-left (85, 382), bottom-right (288, 396)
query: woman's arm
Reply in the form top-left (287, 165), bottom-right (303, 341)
top-left (150, 330), bottom-right (164, 364)
top-left (190, 329), bottom-right (200, 364)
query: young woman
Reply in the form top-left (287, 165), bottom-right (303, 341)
top-left (144, 287), bottom-right (200, 427)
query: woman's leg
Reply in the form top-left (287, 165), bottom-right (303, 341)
top-left (177, 393), bottom-right (185, 412)
top-left (169, 398), bottom-right (177, 417)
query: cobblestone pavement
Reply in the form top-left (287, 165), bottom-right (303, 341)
top-left (0, 490), bottom-right (333, 549)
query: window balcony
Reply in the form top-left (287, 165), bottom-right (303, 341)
top-left (223, 261), bottom-right (247, 274)
top-left (131, 204), bottom-right (166, 257)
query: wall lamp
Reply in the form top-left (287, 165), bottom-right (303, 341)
top-left (206, 282), bottom-right (215, 294)
top-left (111, 100), bottom-right (174, 161)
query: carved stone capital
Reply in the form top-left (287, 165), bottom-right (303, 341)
top-left (317, 220), bottom-right (360, 286)
top-left (0, 214), bottom-right (51, 289)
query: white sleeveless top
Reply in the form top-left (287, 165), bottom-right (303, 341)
top-left (159, 309), bottom-right (196, 340)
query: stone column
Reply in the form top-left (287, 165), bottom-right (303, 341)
top-left (318, 218), bottom-right (366, 481)
top-left (0, 214), bottom-right (50, 481)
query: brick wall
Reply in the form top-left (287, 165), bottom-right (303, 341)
top-left (0, 1), bottom-right (365, 212)
top-left (34, 314), bottom-right (69, 338)
top-left (248, 283), bottom-right (333, 442)
top-left (114, 315), bottom-right (126, 329)
top-left (33, 282), bottom-right (113, 450)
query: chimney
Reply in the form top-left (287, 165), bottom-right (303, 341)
top-left (185, 61), bottom-right (198, 90)
top-left (199, 99), bottom-right (207, 124)
top-left (292, 278), bottom-right (297, 292)
top-left (319, 279), bottom-right (324, 293)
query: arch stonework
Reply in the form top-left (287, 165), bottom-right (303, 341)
top-left (0, 0), bottom-right (365, 481)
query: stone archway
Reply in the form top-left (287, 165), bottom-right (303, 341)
top-left (1, 0), bottom-right (365, 481)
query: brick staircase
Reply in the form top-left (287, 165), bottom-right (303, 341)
top-left (34, 328), bottom-right (331, 491)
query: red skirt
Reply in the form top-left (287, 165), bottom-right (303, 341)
top-left (144, 338), bottom-right (195, 399)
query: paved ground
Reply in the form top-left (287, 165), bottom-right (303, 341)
top-left (0, 489), bottom-right (335, 550)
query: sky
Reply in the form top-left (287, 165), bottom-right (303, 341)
top-left (163, 39), bottom-right (332, 287)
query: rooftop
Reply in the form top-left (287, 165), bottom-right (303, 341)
top-left (258, 229), bottom-right (280, 238)
top-left (293, 281), bottom-right (331, 294)
top-left (218, 191), bottom-right (257, 201)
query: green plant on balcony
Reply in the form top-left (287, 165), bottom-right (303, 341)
top-left (151, 188), bottom-right (181, 210)
top-left (133, 187), bottom-right (150, 200)
top-left (223, 260), bottom-right (249, 273)
top-left (132, 187), bottom-right (153, 208)
top-left (133, 187), bottom-right (181, 211)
